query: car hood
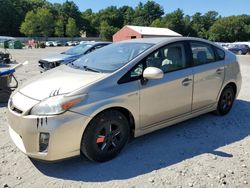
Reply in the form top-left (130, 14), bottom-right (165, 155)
top-left (19, 65), bottom-right (107, 100)
top-left (41, 53), bottom-right (77, 62)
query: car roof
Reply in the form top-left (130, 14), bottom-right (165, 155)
top-left (83, 41), bottom-right (112, 45)
top-left (119, 37), bottom-right (216, 45)
top-left (118, 37), bottom-right (224, 50)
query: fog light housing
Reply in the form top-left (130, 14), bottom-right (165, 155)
top-left (39, 133), bottom-right (50, 152)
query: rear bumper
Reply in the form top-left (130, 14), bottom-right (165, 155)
top-left (7, 108), bottom-right (90, 161)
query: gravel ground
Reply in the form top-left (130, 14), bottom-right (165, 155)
top-left (0, 47), bottom-right (250, 188)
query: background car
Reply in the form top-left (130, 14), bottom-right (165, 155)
top-left (228, 44), bottom-right (250, 55)
top-left (45, 41), bottom-right (54, 47)
top-left (8, 37), bottom-right (241, 162)
top-left (38, 41), bottom-right (111, 71)
top-left (52, 41), bottom-right (62, 47)
top-left (66, 41), bottom-right (79, 46)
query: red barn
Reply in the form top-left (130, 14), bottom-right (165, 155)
top-left (113, 25), bottom-right (182, 42)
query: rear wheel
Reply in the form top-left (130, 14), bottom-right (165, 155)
top-left (216, 85), bottom-right (235, 115)
top-left (81, 110), bottom-right (130, 162)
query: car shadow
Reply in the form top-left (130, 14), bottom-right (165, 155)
top-left (31, 99), bottom-right (250, 182)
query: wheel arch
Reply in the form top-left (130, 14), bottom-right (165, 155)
top-left (221, 82), bottom-right (237, 97)
top-left (85, 106), bottom-right (136, 138)
top-left (226, 82), bottom-right (237, 96)
top-left (216, 81), bottom-right (237, 106)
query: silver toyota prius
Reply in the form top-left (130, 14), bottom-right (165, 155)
top-left (7, 37), bottom-right (241, 162)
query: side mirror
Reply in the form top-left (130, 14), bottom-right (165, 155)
top-left (143, 67), bottom-right (164, 80)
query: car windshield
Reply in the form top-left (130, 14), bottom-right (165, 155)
top-left (63, 44), bottom-right (93, 55)
top-left (71, 42), bottom-right (153, 73)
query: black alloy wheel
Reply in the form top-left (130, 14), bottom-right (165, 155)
top-left (216, 85), bottom-right (235, 115)
top-left (96, 123), bottom-right (122, 152)
top-left (81, 110), bottom-right (130, 162)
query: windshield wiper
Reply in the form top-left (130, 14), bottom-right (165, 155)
top-left (83, 66), bottom-right (100, 73)
top-left (69, 63), bottom-right (100, 73)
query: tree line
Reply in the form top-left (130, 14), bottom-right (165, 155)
top-left (0, 0), bottom-right (250, 42)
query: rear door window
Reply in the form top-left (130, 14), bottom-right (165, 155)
top-left (190, 42), bottom-right (216, 66)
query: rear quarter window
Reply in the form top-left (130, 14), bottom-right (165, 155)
top-left (215, 47), bottom-right (225, 60)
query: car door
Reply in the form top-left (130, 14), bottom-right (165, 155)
top-left (139, 42), bottom-right (193, 128)
top-left (190, 41), bottom-right (225, 111)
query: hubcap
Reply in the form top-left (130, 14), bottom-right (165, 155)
top-left (221, 90), bottom-right (233, 111)
top-left (96, 123), bottom-right (121, 151)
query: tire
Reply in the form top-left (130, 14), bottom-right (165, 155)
top-left (81, 110), bottom-right (130, 162)
top-left (0, 89), bottom-right (11, 103)
top-left (216, 85), bottom-right (235, 115)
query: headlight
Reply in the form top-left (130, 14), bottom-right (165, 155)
top-left (30, 95), bottom-right (85, 115)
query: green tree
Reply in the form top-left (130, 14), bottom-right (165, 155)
top-left (50, 1), bottom-right (83, 36)
top-left (151, 9), bottom-right (191, 36)
top-left (133, 1), bottom-right (164, 26)
top-left (191, 13), bottom-right (206, 38)
top-left (0, 0), bottom-right (29, 36)
top-left (191, 11), bottom-right (219, 38)
top-left (81, 9), bottom-right (98, 36)
top-left (20, 7), bottom-right (54, 38)
top-left (61, 1), bottom-right (83, 29)
top-left (23, 0), bottom-right (50, 11)
top-left (20, 10), bottom-right (40, 37)
top-left (54, 18), bottom-right (64, 37)
top-left (90, 6), bottom-right (125, 37)
top-left (209, 15), bottom-right (250, 42)
top-left (36, 7), bottom-right (54, 38)
top-left (99, 21), bottom-right (119, 41)
top-left (97, 6), bottom-right (124, 28)
top-left (162, 9), bottom-right (186, 35)
top-left (66, 17), bottom-right (79, 38)
top-left (151, 18), bottom-right (165, 27)
top-left (119, 6), bottom-right (135, 25)
top-left (183, 15), bottom-right (196, 36)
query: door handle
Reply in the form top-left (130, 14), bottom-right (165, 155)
top-left (182, 78), bottom-right (192, 86)
top-left (216, 68), bottom-right (224, 74)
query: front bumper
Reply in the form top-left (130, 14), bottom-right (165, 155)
top-left (7, 108), bottom-right (90, 161)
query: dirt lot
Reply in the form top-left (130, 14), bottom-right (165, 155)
top-left (0, 47), bottom-right (250, 188)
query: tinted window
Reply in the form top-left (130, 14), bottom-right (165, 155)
top-left (215, 47), bottom-right (225, 60)
top-left (190, 42), bottom-right (215, 65)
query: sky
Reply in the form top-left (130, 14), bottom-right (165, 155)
top-left (48, 0), bottom-right (249, 16)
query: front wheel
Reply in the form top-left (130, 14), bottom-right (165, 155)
top-left (81, 110), bottom-right (130, 162)
top-left (216, 85), bottom-right (235, 115)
